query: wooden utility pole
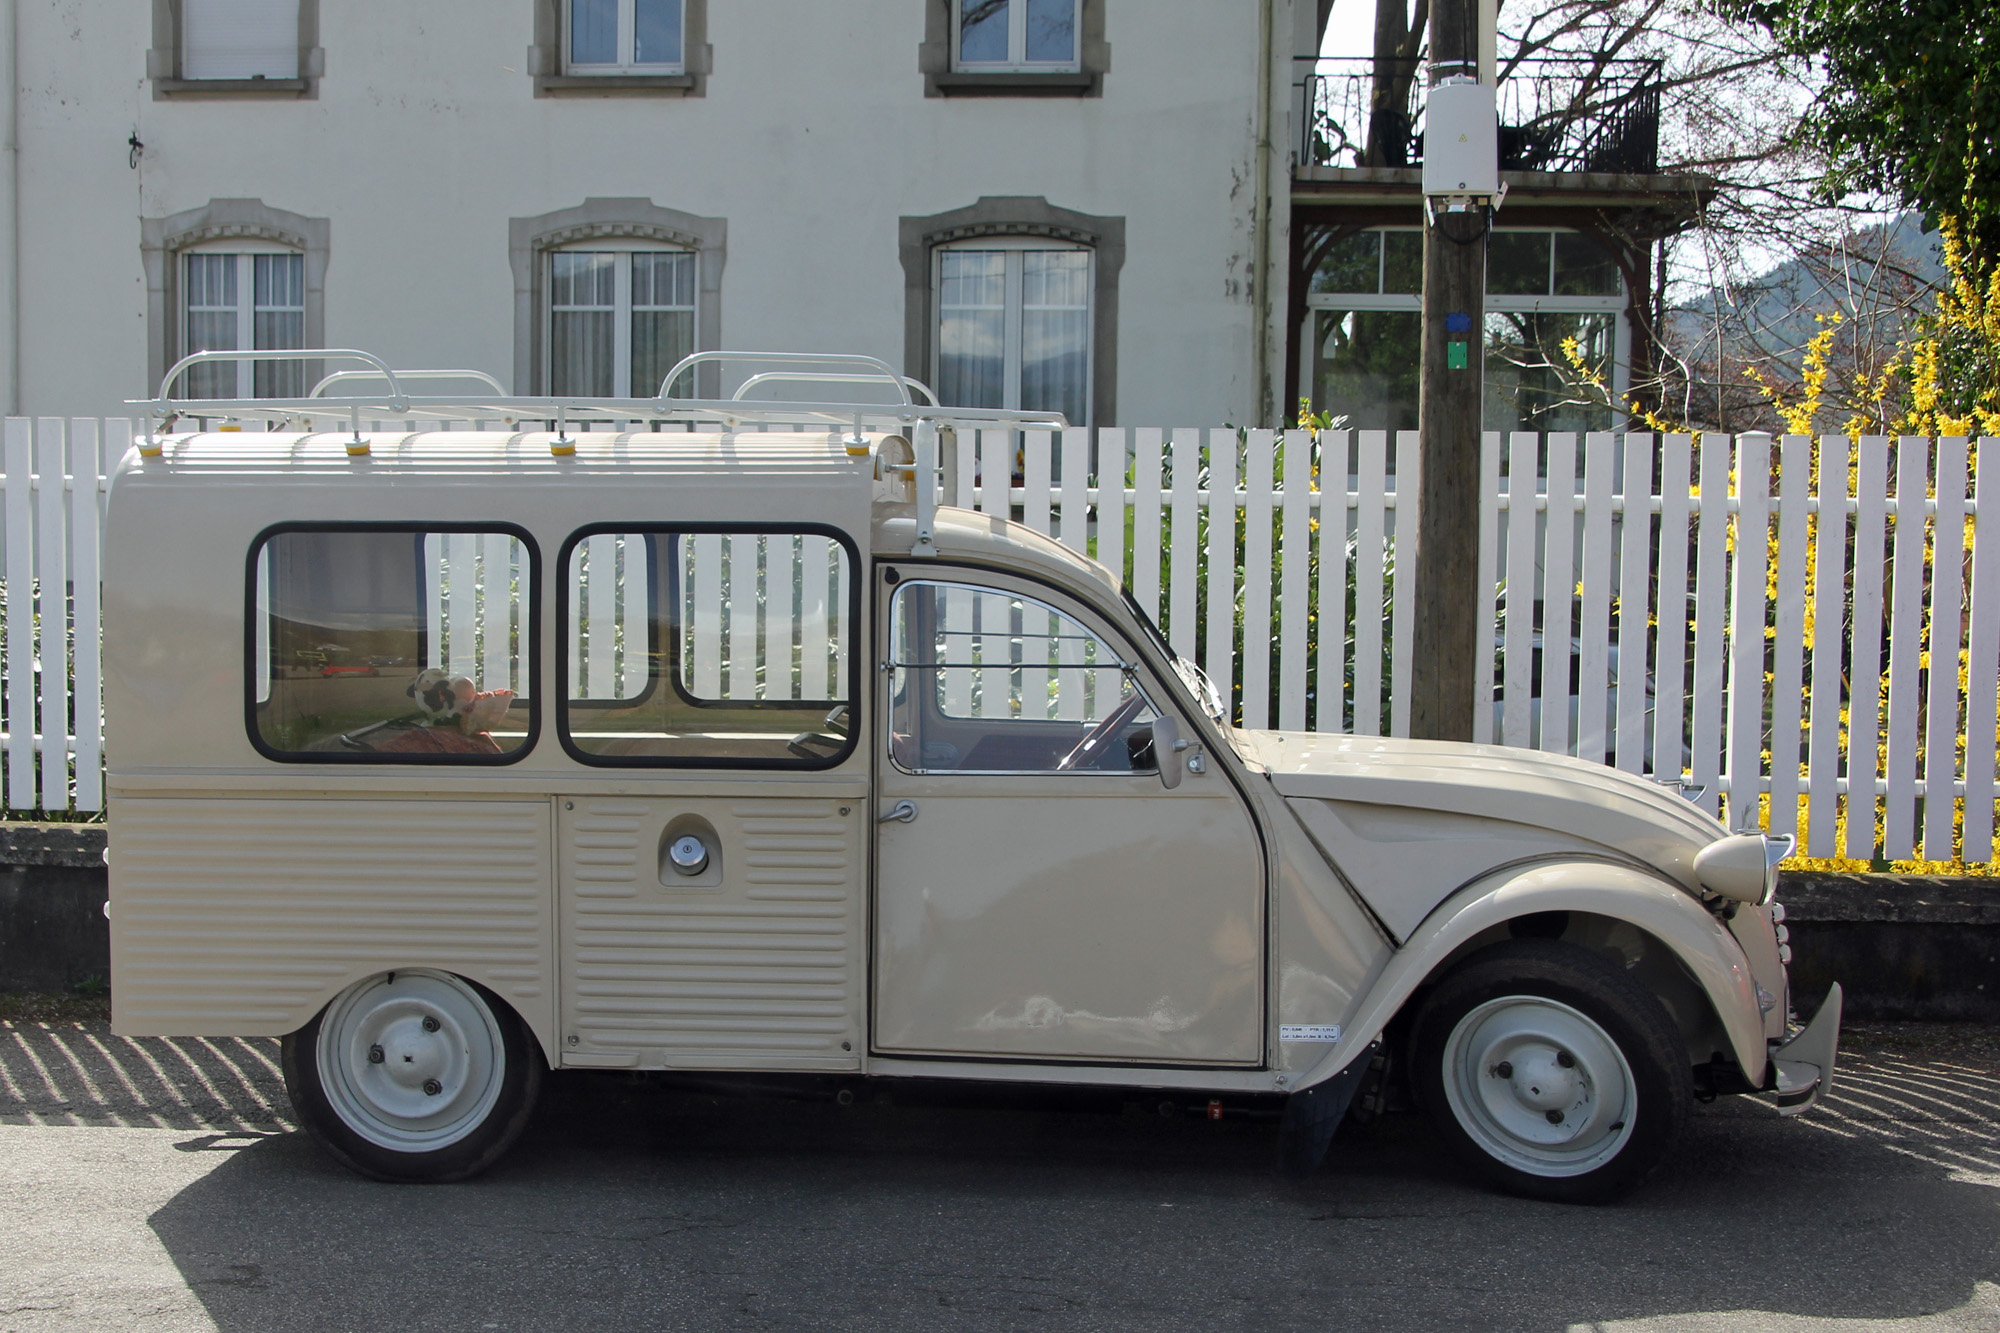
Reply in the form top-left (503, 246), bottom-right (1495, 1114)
top-left (1407, 0), bottom-right (1489, 741)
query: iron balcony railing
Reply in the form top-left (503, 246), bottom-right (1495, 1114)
top-left (1297, 56), bottom-right (1662, 175)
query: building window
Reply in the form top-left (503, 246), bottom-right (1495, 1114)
top-left (901, 198), bottom-right (1124, 426)
top-left (559, 527), bottom-right (858, 769)
top-left (181, 248), bottom-right (306, 399)
top-left (565, 0), bottom-right (684, 72)
top-left (140, 200), bottom-right (330, 402)
top-left (512, 200), bottom-right (725, 398)
top-left (935, 241), bottom-right (1091, 426)
top-left (547, 247), bottom-right (697, 398)
top-left (920, 0), bottom-right (1106, 97)
top-left (955, 0), bottom-right (1079, 70)
top-left (1300, 227), bottom-right (1628, 436)
top-left (531, 0), bottom-right (708, 95)
top-left (150, 0), bottom-right (320, 97)
top-left (250, 526), bottom-right (536, 765)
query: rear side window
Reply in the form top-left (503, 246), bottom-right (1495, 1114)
top-left (249, 526), bottom-right (536, 762)
top-left (559, 527), bottom-right (858, 767)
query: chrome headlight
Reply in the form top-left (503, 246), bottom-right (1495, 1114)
top-left (1694, 832), bottom-right (1794, 906)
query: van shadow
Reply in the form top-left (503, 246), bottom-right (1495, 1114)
top-left (140, 1045), bottom-right (2000, 1333)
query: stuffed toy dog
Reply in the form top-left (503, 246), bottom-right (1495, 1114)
top-left (375, 668), bottom-right (516, 754)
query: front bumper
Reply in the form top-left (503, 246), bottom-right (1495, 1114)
top-left (1767, 982), bottom-right (1843, 1115)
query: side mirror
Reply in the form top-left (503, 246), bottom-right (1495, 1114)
top-left (1152, 715), bottom-right (1183, 789)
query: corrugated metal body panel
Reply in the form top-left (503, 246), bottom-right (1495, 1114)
top-left (110, 797), bottom-right (555, 1052)
top-left (559, 796), bottom-right (861, 1070)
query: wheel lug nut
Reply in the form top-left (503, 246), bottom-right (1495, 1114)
top-left (422, 1016), bottom-right (440, 1033)
top-left (1556, 1051), bottom-right (1574, 1068)
top-left (1494, 1061), bottom-right (1513, 1079)
top-left (367, 1044), bottom-right (384, 1064)
top-left (1545, 1109), bottom-right (1564, 1124)
top-left (423, 1079), bottom-right (443, 1096)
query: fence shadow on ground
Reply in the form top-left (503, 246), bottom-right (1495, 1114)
top-left (0, 1020), bottom-right (291, 1130)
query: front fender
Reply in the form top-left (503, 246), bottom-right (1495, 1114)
top-left (1293, 859), bottom-right (1766, 1093)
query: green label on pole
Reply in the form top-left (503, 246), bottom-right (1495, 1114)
top-left (1447, 340), bottom-right (1469, 370)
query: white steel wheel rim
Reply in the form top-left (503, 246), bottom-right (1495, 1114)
top-left (1440, 995), bottom-right (1637, 1178)
top-left (316, 970), bottom-right (507, 1153)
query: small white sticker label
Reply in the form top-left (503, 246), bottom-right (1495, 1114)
top-left (1280, 1024), bottom-right (1341, 1043)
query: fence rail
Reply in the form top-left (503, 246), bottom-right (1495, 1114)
top-left (5, 419), bottom-right (1995, 868)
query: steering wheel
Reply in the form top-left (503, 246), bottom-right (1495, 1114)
top-left (1053, 692), bottom-right (1151, 773)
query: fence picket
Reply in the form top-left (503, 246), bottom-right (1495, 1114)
top-left (1241, 429), bottom-right (1275, 730)
top-left (1922, 436), bottom-right (1969, 859)
top-left (1576, 433), bottom-right (1617, 765)
top-left (1168, 428), bottom-right (1200, 656)
top-left (1653, 435), bottom-right (1693, 783)
top-left (1846, 438), bottom-right (1891, 860)
top-left (951, 427), bottom-right (976, 508)
top-left (1130, 429), bottom-right (1163, 623)
top-left (1501, 432), bottom-right (1539, 748)
top-left (1096, 427), bottom-right (1127, 580)
top-left (1884, 439), bottom-right (1930, 857)
top-left (1725, 435), bottom-right (1771, 829)
top-left (1689, 435), bottom-right (1731, 818)
top-left (1538, 433), bottom-right (1576, 755)
top-left (1316, 432), bottom-right (1349, 732)
top-left (34, 421), bottom-right (68, 811)
top-left (1615, 433), bottom-right (1654, 772)
top-left (1206, 430), bottom-right (1240, 715)
top-left (71, 419), bottom-right (106, 812)
top-left (1388, 429), bottom-right (1418, 737)
top-left (1353, 430), bottom-right (1387, 737)
top-left (1278, 429), bottom-right (1311, 731)
top-left (1023, 430), bottom-right (1053, 537)
top-left (1473, 432), bottom-right (1500, 744)
top-left (1962, 439), bottom-right (2000, 861)
top-left (4, 419), bottom-right (33, 809)
top-left (1806, 434), bottom-right (1851, 857)
top-left (1058, 428), bottom-right (1089, 556)
top-left (1766, 436), bottom-right (1812, 841)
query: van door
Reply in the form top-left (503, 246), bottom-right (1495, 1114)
top-left (872, 572), bottom-right (1264, 1066)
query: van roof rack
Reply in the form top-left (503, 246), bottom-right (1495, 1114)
top-left (129, 348), bottom-right (1068, 442)
top-left (127, 348), bottom-right (1061, 560)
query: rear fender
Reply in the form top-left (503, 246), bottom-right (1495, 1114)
top-left (1292, 859), bottom-right (1766, 1092)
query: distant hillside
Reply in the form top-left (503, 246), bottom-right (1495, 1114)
top-left (1666, 214), bottom-right (1945, 359)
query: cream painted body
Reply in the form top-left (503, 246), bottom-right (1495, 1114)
top-left (107, 431), bottom-right (1786, 1100)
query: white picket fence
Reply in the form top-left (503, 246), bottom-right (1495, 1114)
top-left (6, 418), bottom-right (1996, 867)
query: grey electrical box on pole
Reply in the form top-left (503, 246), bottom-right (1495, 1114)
top-left (1409, 0), bottom-right (1499, 742)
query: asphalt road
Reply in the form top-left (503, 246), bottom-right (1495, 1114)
top-left (0, 1019), bottom-right (1996, 1333)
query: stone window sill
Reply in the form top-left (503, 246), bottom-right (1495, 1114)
top-left (153, 77), bottom-right (309, 97)
top-left (931, 70), bottom-right (1099, 97)
top-left (536, 73), bottom-right (697, 96)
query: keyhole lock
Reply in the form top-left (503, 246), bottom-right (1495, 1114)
top-left (668, 834), bottom-right (709, 876)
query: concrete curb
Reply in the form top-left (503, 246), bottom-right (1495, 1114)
top-left (1, 823), bottom-right (1994, 1022)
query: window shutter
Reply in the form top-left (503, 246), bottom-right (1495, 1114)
top-left (183, 0), bottom-right (301, 80)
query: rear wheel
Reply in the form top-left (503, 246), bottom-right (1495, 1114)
top-left (1411, 939), bottom-right (1691, 1203)
top-left (281, 969), bottom-right (542, 1182)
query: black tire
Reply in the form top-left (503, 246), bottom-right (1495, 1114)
top-left (1410, 938), bottom-right (1692, 1203)
top-left (281, 969), bottom-right (543, 1183)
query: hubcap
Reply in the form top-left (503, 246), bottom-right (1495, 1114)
top-left (1441, 996), bottom-right (1636, 1178)
top-left (316, 970), bottom-right (506, 1152)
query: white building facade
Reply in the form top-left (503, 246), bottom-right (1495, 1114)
top-left (0, 0), bottom-right (1319, 425)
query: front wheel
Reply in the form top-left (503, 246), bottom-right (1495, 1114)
top-left (1411, 939), bottom-right (1692, 1203)
top-left (281, 969), bottom-right (543, 1182)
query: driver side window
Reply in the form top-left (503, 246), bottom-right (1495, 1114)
top-left (889, 580), bottom-right (1158, 775)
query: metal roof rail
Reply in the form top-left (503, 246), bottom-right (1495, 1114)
top-left (131, 348), bottom-right (1065, 453)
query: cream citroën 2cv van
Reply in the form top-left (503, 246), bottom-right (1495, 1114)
top-left (102, 350), bottom-right (1841, 1203)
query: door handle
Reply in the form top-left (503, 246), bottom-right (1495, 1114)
top-left (877, 798), bottom-right (918, 824)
